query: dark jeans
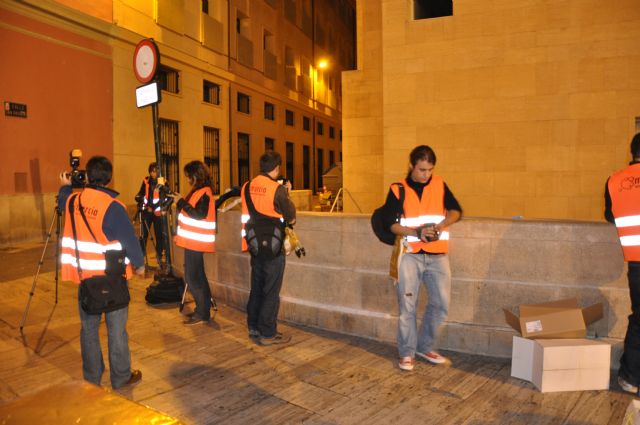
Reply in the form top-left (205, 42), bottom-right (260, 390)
top-left (140, 211), bottom-right (164, 261)
top-left (184, 249), bottom-right (211, 321)
top-left (247, 254), bottom-right (286, 338)
top-left (620, 261), bottom-right (640, 386)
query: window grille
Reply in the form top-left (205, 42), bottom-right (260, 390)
top-left (303, 116), bottom-right (310, 131)
top-left (317, 148), bottom-right (324, 189)
top-left (238, 133), bottom-right (250, 186)
top-left (204, 126), bottom-right (220, 194)
top-left (286, 142), bottom-right (294, 183)
top-left (157, 65), bottom-right (179, 94)
top-left (285, 109), bottom-right (294, 126)
top-left (159, 119), bottom-right (180, 192)
top-left (303, 145), bottom-right (310, 189)
top-left (203, 80), bottom-right (220, 105)
top-left (237, 92), bottom-right (250, 114)
top-left (264, 102), bottom-right (275, 120)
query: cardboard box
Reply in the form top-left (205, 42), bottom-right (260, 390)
top-left (511, 336), bottom-right (610, 393)
top-left (504, 298), bottom-right (603, 339)
top-left (623, 400), bottom-right (640, 425)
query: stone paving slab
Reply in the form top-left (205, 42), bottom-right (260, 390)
top-left (0, 245), bottom-right (634, 424)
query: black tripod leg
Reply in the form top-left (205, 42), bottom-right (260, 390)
top-left (20, 208), bottom-right (58, 332)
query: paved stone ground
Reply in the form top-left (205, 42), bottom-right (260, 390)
top-left (0, 243), bottom-right (634, 424)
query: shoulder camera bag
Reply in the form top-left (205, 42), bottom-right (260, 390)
top-left (69, 194), bottom-right (130, 315)
top-left (371, 183), bottom-right (404, 245)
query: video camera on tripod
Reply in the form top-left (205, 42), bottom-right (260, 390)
top-left (65, 149), bottom-right (87, 189)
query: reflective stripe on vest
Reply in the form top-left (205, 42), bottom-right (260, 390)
top-left (143, 177), bottom-right (161, 215)
top-left (392, 177), bottom-right (449, 253)
top-left (60, 189), bottom-right (133, 283)
top-left (609, 164), bottom-right (640, 261)
top-left (174, 187), bottom-right (216, 252)
top-left (240, 176), bottom-right (283, 252)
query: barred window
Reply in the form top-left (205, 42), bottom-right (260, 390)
top-left (157, 65), bottom-right (179, 94)
top-left (237, 92), bottom-right (250, 114)
top-left (285, 109), bottom-right (294, 126)
top-left (264, 102), bottom-right (275, 120)
top-left (203, 80), bottom-right (220, 105)
top-left (265, 137), bottom-right (275, 151)
top-left (303, 145), bottom-right (310, 189)
top-left (238, 132), bottom-right (250, 185)
top-left (204, 126), bottom-right (220, 194)
top-left (158, 119), bottom-right (179, 192)
top-left (286, 142), bottom-right (294, 184)
top-left (303, 116), bottom-right (310, 131)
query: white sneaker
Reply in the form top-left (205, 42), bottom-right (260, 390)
top-left (398, 357), bottom-right (415, 371)
top-left (416, 351), bottom-right (450, 365)
top-left (618, 376), bottom-right (638, 394)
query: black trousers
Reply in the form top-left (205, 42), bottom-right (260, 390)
top-left (620, 261), bottom-right (640, 385)
top-left (184, 249), bottom-right (211, 321)
top-left (140, 211), bottom-right (164, 261)
top-left (247, 254), bottom-right (286, 338)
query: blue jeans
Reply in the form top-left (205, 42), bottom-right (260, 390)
top-left (396, 253), bottom-right (451, 358)
top-left (78, 287), bottom-right (132, 389)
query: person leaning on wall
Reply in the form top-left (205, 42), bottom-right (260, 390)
top-left (381, 145), bottom-right (462, 372)
top-left (58, 156), bottom-right (145, 389)
top-left (605, 132), bottom-right (640, 395)
top-left (173, 160), bottom-right (216, 326)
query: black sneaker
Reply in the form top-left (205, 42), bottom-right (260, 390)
top-left (248, 328), bottom-right (260, 339)
top-left (183, 316), bottom-right (208, 326)
top-left (618, 376), bottom-right (639, 394)
top-left (259, 333), bottom-right (291, 346)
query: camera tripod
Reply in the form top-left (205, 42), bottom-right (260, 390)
top-left (135, 206), bottom-right (161, 270)
top-left (20, 204), bottom-right (62, 333)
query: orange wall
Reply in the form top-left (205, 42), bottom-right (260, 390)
top-left (0, 8), bottom-right (113, 195)
top-left (53, 0), bottom-right (112, 23)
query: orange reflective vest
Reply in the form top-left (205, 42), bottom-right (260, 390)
top-left (142, 177), bottom-right (161, 216)
top-left (391, 177), bottom-right (449, 254)
top-left (240, 175), bottom-right (283, 252)
top-left (60, 188), bottom-right (134, 284)
top-left (174, 187), bottom-right (216, 252)
top-left (608, 163), bottom-right (640, 261)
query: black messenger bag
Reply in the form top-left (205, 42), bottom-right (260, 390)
top-left (69, 194), bottom-right (130, 315)
top-left (243, 183), bottom-right (285, 259)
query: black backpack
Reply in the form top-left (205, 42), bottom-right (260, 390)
top-left (370, 183), bottom-right (404, 245)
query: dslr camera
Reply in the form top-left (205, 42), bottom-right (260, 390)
top-left (66, 149), bottom-right (87, 189)
top-left (276, 176), bottom-right (290, 186)
top-left (417, 223), bottom-right (440, 242)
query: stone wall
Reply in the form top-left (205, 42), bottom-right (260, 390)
top-left (342, 0), bottom-right (640, 219)
top-left (173, 211), bottom-right (629, 365)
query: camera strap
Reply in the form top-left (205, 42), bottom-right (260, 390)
top-left (67, 193), bottom-right (84, 280)
top-left (76, 194), bottom-right (99, 243)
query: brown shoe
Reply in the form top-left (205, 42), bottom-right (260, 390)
top-left (124, 369), bottom-right (142, 387)
top-left (259, 333), bottom-right (291, 346)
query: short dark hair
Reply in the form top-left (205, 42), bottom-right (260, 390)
top-left (86, 156), bottom-right (112, 186)
top-left (409, 145), bottom-right (437, 166)
top-left (631, 133), bottom-right (640, 159)
top-left (148, 162), bottom-right (158, 173)
top-left (260, 150), bottom-right (282, 173)
top-left (183, 160), bottom-right (211, 189)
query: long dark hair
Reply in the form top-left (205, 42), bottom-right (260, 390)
top-left (183, 160), bottom-right (211, 199)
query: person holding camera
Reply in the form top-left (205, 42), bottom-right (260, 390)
top-left (134, 162), bottom-right (165, 267)
top-left (241, 151), bottom-right (296, 345)
top-left (380, 145), bottom-right (462, 371)
top-left (173, 161), bottom-right (216, 326)
top-left (58, 156), bottom-right (145, 389)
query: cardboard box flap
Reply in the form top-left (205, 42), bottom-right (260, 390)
top-left (519, 308), bottom-right (586, 338)
top-left (504, 308), bottom-right (521, 333)
top-left (582, 303), bottom-right (604, 326)
top-left (520, 298), bottom-right (579, 316)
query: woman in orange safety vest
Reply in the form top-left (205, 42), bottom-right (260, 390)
top-left (173, 161), bottom-right (216, 325)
